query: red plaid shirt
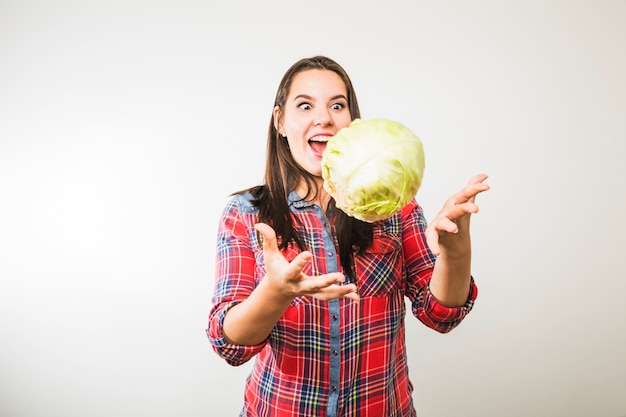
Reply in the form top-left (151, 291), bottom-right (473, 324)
top-left (207, 192), bottom-right (477, 417)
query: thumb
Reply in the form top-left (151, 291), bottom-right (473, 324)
top-left (254, 222), bottom-right (278, 252)
top-left (425, 225), bottom-right (441, 257)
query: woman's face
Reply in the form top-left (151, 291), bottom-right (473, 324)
top-left (274, 69), bottom-right (352, 177)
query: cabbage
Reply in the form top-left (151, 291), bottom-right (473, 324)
top-left (321, 118), bottom-right (425, 222)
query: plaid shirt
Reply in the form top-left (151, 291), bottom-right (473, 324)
top-left (207, 191), bottom-right (477, 417)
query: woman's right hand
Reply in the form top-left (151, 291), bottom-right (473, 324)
top-left (255, 222), bottom-right (359, 303)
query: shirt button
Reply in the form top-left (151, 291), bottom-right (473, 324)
top-left (332, 315), bottom-right (338, 321)
top-left (331, 386), bottom-right (337, 392)
top-left (327, 251), bottom-right (334, 257)
top-left (333, 350), bottom-right (338, 356)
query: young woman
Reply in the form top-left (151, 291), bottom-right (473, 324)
top-left (207, 55), bottom-right (490, 417)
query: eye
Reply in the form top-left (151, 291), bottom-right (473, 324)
top-left (330, 102), bottom-right (346, 111)
top-left (297, 102), bottom-right (312, 110)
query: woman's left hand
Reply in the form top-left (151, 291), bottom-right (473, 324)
top-left (426, 173), bottom-right (490, 257)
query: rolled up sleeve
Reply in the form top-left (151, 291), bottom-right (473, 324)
top-left (415, 276), bottom-right (478, 333)
top-left (207, 300), bottom-right (267, 366)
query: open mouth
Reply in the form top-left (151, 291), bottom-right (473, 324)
top-left (309, 135), bottom-right (330, 157)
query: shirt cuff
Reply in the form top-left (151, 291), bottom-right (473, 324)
top-left (424, 277), bottom-right (478, 323)
top-left (207, 300), bottom-right (267, 366)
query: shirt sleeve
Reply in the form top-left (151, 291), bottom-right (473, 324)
top-left (207, 300), bottom-right (267, 366)
top-left (206, 196), bottom-right (268, 366)
top-left (401, 200), bottom-right (479, 333)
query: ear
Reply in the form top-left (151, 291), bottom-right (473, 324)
top-left (273, 105), bottom-right (283, 134)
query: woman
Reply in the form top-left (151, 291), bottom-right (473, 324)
top-left (207, 55), bottom-right (490, 416)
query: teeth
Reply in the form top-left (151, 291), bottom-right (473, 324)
top-left (310, 135), bottom-right (330, 142)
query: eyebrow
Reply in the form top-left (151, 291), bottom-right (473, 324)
top-left (292, 94), bottom-right (348, 102)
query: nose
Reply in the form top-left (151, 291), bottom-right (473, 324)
top-left (314, 107), bottom-right (332, 126)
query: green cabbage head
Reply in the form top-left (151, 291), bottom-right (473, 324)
top-left (321, 118), bottom-right (425, 222)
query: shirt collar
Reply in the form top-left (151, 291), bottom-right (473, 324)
top-left (288, 191), bottom-right (313, 209)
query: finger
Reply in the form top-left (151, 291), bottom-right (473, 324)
top-left (465, 174), bottom-right (490, 202)
top-left (450, 181), bottom-right (490, 206)
top-left (343, 291), bottom-right (361, 303)
top-left (432, 217), bottom-right (459, 234)
top-left (284, 250), bottom-right (314, 278)
top-left (312, 283), bottom-right (359, 302)
top-left (443, 202), bottom-right (480, 221)
top-left (254, 222), bottom-right (278, 252)
top-left (468, 173), bottom-right (489, 185)
top-left (302, 272), bottom-right (346, 292)
top-left (445, 174), bottom-right (490, 206)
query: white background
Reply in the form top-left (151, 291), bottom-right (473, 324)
top-left (1, 1), bottom-right (625, 416)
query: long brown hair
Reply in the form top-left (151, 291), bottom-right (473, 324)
top-left (241, 56), bottom-right (373, 283)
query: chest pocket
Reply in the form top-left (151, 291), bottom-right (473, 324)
top-left (354, 233), bottom-right (403, 296)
